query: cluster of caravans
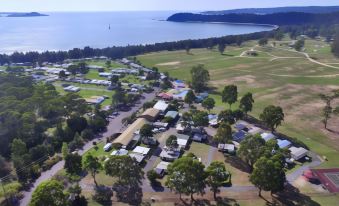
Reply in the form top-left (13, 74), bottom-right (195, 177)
top-left (230, 120), bottom-right (309, 163)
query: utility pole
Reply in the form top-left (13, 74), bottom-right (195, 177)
top-left (0, 179), bottom-right (10, 206)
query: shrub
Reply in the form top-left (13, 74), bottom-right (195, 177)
top-left (92, 186), bottom-right (113, 205)
top-left (146, 170), bottom-right (159, 185)
top-left (42, 155), bottom-right (62, 171)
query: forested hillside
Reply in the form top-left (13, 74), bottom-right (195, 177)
top-left (202, 6), bottom-right (339, 15)
top-left (168, 12), bottom-right (339, 26)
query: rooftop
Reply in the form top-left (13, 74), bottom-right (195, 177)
top-left (114, 118), bottom-right (149, 146)
top-left (153, 100), bottom-right (169, 112)
top-left (132, 146), bottom-right (151, 155)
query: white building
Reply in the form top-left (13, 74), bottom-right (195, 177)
top-left (64, 86), bottom-right (80, 92)
top-left (132, 146), bottom-right (151, 156)
top-left (289, 147), bottom-right (308, 161)
top-left (153, 100), bottom-right (169, 112)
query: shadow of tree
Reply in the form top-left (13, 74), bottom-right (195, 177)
top-left (150, 181), bottom-right (166, 192)
top-left (327, 128), bottom-right (339, 135)
top-left (222, 54), bottom-right (235, 57)
top-left (215, 197), bottom-right (238, 206)
top-left (173, 197), bottom-right (239, 206)
top-left (114, 183), bottom-right (143, 205)
top-left (273, 184), bottom-right (321, 206)
top-left (224, 155), bottom-right (251, 173)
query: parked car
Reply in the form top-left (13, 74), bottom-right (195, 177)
top-left (158, 127), bottom-right (167, 132)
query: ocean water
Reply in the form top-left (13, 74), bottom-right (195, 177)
top-left (0, 11), bottom-right (274, 53)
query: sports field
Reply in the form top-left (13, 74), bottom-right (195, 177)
top-left (137, 38), bottom-right (339, 169)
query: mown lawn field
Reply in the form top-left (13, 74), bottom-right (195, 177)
top-left (137, 38), bottom-right (339, 169)
top-left (84, 60), bottom-right (125, 80)
top-left (54, 81), bottom-right (115, 106)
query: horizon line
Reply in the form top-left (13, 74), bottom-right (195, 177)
top-left (2, 4), bottom-right (339, 13)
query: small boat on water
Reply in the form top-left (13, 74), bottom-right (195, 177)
top-left (109, 24), bottom-right (111, 30)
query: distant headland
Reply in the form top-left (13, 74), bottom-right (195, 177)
top-left (0, 12), bottom-right (48, 17)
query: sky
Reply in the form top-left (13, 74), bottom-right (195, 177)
top-left (0, 0), bottom-right (338, 12)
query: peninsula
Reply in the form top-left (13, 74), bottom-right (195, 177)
top-left (0, 12), bottom-right (48, 17)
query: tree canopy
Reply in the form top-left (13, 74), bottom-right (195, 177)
top-left (218, 109), bottom-right (236, 125)
top-left (190, 64), bottom-right (210, 92)
top-left (222, 85), bottom-right (238, 109)
top-left (140, 124), bottom-right (154, 139)
top-left (332, 33), bottom-right (339, 57)
top-left (259, 105), bottom-right (285, 131)
top-left (258, 38), bottom-right (268, 46)
top-left (30, 180), bottom-right (67, 206)
top-left (250, 156), bottom-right (286, 196)
top-left (166, 156), bottom-right (207, 201)
top-left (192, 111), bottom-right (209, 127)
top-left (202, 97), bottom-right (215, 112)
top-left (238, 134), bottom-right (266, 170)
top-left (104, 155), bottom-right (144, 185)
top-left (83, 154), bottom-right (102, 186)
top-left (206, 161), bottom-right (230, 200)
top-left (64, 153), bottom-right (82, 176)
top-left (218, 44), bottom-right (226, 54)
top-left (213, 122), bottom-right (232, 144)
top-left (166, 135), bottom-right (178, 150)
top-left (294, 39), bottom-right (305, 51)
top-left (239, 92), bottom-right (254, 116)
top-left (184, 90), bottom-right (196, 105)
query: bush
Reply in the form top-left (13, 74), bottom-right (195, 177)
top-left (92, 186), bottom-right (113, 205)
top-left (42, 155), bottom-right (62, 171)
top-left (146, 170), bottom-right (159, 185)
top-left (1, 182), bottom-right (22, 200)
top-left (30, 164), bottom-right (41, 180)
top-left (81, 129), bottom-right (94, 140)
top-left (162, 116), bottom-right (173, 123)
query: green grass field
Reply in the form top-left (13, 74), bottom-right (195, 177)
top-left (85, 60), bottom-right (125, 68)
top-left (137, 38), bottom-right (339, 170)
top-left (84, 60), bottom-right (125, 80)
top-left (54, 81), bottom-right (115, 106)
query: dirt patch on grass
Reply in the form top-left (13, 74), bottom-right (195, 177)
top-left (156, 61), bottom-right (180, 66)
top-left (255, 84), bottom-right (339, 148)
top-left (229, 64), bottom-right (252, 70)
top-left (294, 176), bottom-right (327, 193)
top-left (210, 75), bottom-right (258, 87)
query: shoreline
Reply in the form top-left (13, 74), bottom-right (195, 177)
top-left (0, 26), bottom-right (275, 55)
top-left (170, 20), bottom-right (278, 29)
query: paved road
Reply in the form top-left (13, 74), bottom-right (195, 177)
top-left (286, 152), bottom-right (323, 183)
top-left (19, 89), bottom-right (159, 206)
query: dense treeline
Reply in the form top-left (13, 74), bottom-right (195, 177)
top-left (279, 24), bottom-right (339, 39)
top-left (332, 34), bottom-right (339, 57)
top-left (0, 30), bottom-right (275, 65)
top-left (202, 6), bottom-right (339, 15)
top-left (167, 12), bottom-right (339, 26)
top-left (0, 74), bottom-right (108, 184)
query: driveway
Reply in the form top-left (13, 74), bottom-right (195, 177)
top-left (20, 89), bottom-right (159, 206)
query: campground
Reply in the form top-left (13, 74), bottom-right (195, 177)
top-left (136, 37), bottom-right (339, 169)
